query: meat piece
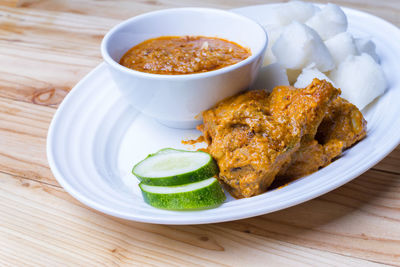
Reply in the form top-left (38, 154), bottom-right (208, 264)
top-left (317, 97), bottom-right (367, 147)
top-left (199, 79), bottom-right (340, 198)
top-left (278, 97), bottom-right (367, 179)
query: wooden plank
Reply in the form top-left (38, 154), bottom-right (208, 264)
top-left (0, 6), bottom-right (118, 106)
top-left (0, 96), bottom-right (57, 185)
top-left (0, 172), bottom-right (385, 266)
top-left (14, 0), bottom-right (400, 25)
top-left (14, 0), bottom-right (400, 26)
top-left (373, 147), bottom-right (400, 174)
top-left (0, 0), bottom-right (17, 7)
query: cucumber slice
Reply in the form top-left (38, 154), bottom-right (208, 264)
top-left (132, 148), bottom-right (218, 186)
top-left (139, 177), bottom-right (226, 210)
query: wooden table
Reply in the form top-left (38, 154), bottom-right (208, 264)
top-left (1, 0), bottom-right (399, 265)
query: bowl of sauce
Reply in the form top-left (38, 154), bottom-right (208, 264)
top-left (102, 8), bottom-right (267, 129)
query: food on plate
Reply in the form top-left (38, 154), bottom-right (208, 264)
top-left (139, 177), bottom-right (226, 210)
top-left (133, 148), bottom-right (225, 210)
top-left (294, 67), bottom-right (334, 88)
top-left (277, 97), bottom-right (367, 179)
top-left (261, 25), bottom-right (283, 66)
top-left (260, 1), bottom-right (320, 66)
top-left (255, 1), bottom-right (386, 110)
top-left (325, 32), bottom-right (359, 66)
top-left (260, 1), bottom-right (320, 27)
top-left (272, 21), bottom-right (334, 72)
top-left (330, 53), bottom-right (387, 109)
top-left (305, 3), bottom-right (347, 41)
top-left (355, 38), bottom-right (379, 62)
top-left (119, 36), bottom-right (250, 75)
top-left (132, 148), bottom-right (218, 186)
top-left (130, 2), bottom-right (380, 205)
top-left (199, 79), bottom-right (341, 198)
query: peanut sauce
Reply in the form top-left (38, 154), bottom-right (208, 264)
top-left (119, 36), bottom-right (251, 75)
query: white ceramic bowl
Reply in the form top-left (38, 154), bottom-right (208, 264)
top-left (101, 7), bottom-right (267, 129)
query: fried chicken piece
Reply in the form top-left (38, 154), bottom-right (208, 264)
top-left (277, 97), bottom-right (367, 179)
top-left (199, 79), bottom-right (340, 198)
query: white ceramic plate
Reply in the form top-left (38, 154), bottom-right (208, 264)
top-left (47, 5), bottom-right (400, 224)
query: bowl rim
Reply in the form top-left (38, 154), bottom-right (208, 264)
top-left (101, 7), bottom-right (268, 81)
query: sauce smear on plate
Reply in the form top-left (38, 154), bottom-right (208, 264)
top-left (119, 36), bottom-right (251, 75)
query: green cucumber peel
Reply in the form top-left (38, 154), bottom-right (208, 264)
top-left (132, 148), bottom-right (218, 186)
top-left (139, 177), bottom-right (226, 210)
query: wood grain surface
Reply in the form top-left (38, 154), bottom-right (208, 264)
top-left (0, 0), bottom-right (399, 266)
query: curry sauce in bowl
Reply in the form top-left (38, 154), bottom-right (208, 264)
top-left (119, 36), bottom-right (251, 75)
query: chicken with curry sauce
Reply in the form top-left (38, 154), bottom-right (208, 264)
top-left (278, 96), bottom-right (367, 179)
top-left (199, 79), bottom-right (366, 198)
